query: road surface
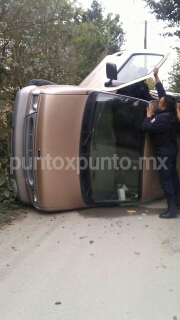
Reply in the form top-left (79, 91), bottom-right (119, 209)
top-left (0, 199), bottom-right (180, 320)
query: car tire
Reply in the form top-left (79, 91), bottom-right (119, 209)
top-left (28, 79), bottom-right (56, 86)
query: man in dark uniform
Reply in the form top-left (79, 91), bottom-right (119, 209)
top-left (142, 68), bottom-right (180, 219)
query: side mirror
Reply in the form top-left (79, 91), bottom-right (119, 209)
top-left (106, 62), bottom-right (117, 80)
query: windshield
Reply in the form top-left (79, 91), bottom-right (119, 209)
top-left (80, 92), bottom-right (148, 205)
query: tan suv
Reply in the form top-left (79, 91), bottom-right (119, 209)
top-left (12, 49), bottom-right (174, 211)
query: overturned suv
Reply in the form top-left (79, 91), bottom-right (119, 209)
top-left (12, 49), bottom-right (179, 212)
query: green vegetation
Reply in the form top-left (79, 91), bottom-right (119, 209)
top-left (0, 157), bottom-right (17, 203)
top-left (146, 77), bottom-right (156, 90)
top-left (0, 0), bottom-right (125, 101)
top-left (143, 0), bottom-right (180, 38)
top-left (0, 202), bottom-right (17, 226)
top-left (143, 0), bottom-right (179, 93)
top-left (168, 49), bottom-right (180, 93)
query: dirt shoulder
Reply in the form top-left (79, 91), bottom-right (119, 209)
top-left (0, 203), bottom-right (31, 227)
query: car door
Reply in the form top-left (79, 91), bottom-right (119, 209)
top-left (79, 50), bottom-right (169, 93)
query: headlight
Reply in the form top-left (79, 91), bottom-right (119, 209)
top-left (33, 190), bottom-right (38, 204)
top-left (32, 95), bottom-right (39, 111)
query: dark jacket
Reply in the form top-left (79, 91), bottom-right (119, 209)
top-left (141, 81), bottom-right (178, 150)
top-left (141, 110), bottom-right (178, 149)
top-left (156, 82), bottom-right (166, 99)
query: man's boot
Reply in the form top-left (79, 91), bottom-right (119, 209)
top-left (175, 192), bottom-right (180, 213)
top-left (159, 198), bottom-right (177, 219)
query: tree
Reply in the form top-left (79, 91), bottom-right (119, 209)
top-left (143, 0), bottom-right (180, 38)
top-left (81, 0), bottom-right (125, 54)
top-left (104, 13), bottom-right (125, 54)
top-left (0, 0), bottom-right (125, 102)
top-left (72, 0), bottom-right (125, 82)
top-left (0, 0), bottom-right (78, 99)
top-left (168, 48), bottom-right (180, 92)
top-left (146, 77), bottom-right (156, 90)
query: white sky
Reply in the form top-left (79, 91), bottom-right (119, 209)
top-left (78, 0), bottom-right (180, 88)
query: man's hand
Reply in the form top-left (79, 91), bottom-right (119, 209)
top-left (153, 67), bottom-right (160, 84)
top-left (153, 68), bottom-right (159, 78)
top-left (146, 104), bottom-right (155, 118)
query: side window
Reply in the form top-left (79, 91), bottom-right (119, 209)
top-left (87, 93), bottom-right (148, 203)
top-left (112, 97), bottom-right (147, 150)
top-left (116, 54), bottom-right (164, 84)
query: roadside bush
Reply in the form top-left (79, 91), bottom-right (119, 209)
top-left (0, 101), bottom-right (17, 204)
top-left (0, 157), bottom-right (17, 203)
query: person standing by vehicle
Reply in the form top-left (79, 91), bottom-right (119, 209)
top-left (141, 68), bottom-right (180, 219)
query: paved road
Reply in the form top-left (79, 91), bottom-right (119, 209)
top-left (0, 199), bottom-right (180, 320)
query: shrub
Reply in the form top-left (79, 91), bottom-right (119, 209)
top-left (0, 101), bottom-right (17, 204)
top-left (0, 156), bottom-right (18, 203)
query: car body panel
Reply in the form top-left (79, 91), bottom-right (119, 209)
top-left (26, 87), bottom-right (92, 211)
top-left (11, 85), bottom-right (36, 203)
top-left (141, 134), bottom-right (164, 201)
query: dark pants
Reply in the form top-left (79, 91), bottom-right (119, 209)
top-left (157, 146), bottom-right (180, 200)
